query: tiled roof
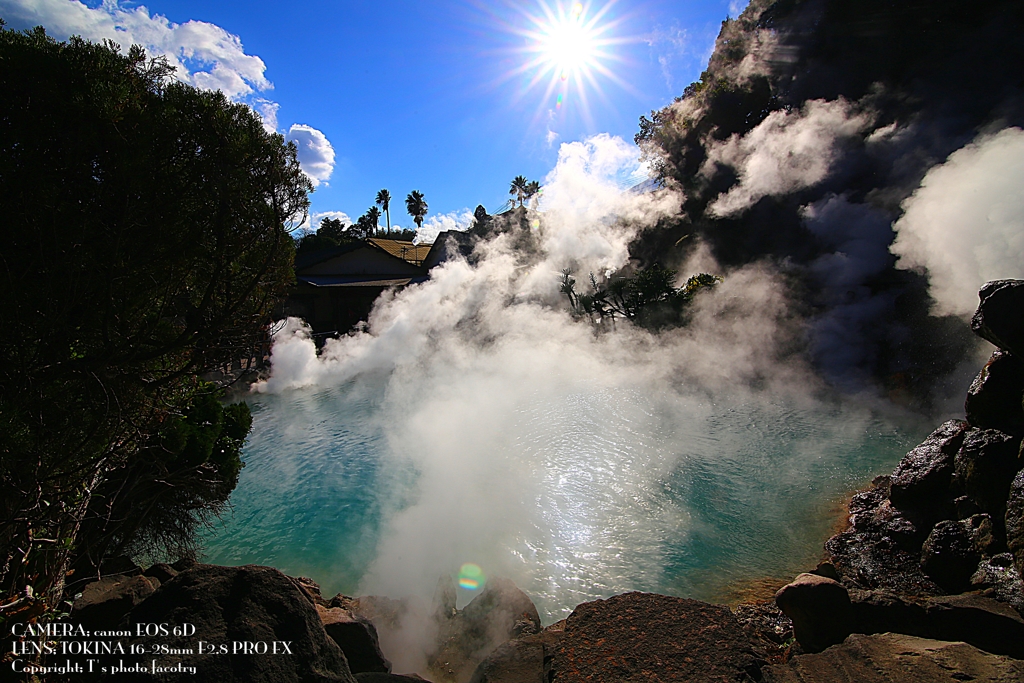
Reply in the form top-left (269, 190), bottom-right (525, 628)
top-left (367, 238), bottom-right (432, 264)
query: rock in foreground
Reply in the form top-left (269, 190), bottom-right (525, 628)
top-left (764, 633), bottom-right (1024, 683)
top-left (112, 564), bottom-right (355, 682)
top-left (550, 592), bottom-right (761, 683)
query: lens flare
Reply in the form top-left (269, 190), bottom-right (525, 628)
top-left (493, 1), bottom-right (636, 127)
top-left (457, 563), bottom-right (485, 590)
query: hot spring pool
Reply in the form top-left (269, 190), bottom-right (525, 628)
top-left (201, 373), bottom-right (929, 622)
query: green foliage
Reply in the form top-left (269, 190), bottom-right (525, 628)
top-left (561, 266), bottom-right (722, 329)
top-left (0, 25), bottom-right (309, 606)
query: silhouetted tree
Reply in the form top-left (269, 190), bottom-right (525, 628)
top-left (376, 189), bottom-right (392, 233)
top-left (510, 175), bottom-right (529, 207)
top-left (366, 205), bottom-right (382, 236)
top-left (406, 190), bottom-right (428, 230)
top-left (0, 25), bottom-right (310, 610)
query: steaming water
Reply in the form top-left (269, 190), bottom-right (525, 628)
top-left (202, 373), bottom-right (927, 622)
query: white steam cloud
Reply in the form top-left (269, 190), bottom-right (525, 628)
top-left (286, 124), bottom-right (336, 187)
top-left (704, 98), bottom-right (874, 217)
top-left (891, 127), bottom-right (1024, 317)
top-left (1, 0), bottom-right (270, 98)
top-left (248, 134), bottom-right (907, 615)
top-left (414, 209), bottom-right (474, 245)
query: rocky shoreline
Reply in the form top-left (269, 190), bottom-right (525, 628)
top-left (47, 281), bottom-right (1024, 682)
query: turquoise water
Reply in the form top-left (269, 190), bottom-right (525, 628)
top-left (202, 374), bottom-right (929, 622)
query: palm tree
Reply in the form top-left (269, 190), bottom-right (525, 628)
top-left (510, 175), bottom-right (529, 207)
top-left (525, 180), bottom-right (541, 205)
top-left (375, 189), bottom-right (392, 235)
top-left (405, 190), bottom-right (427, 230)
top-left (366, 206), bottom-right (382, 236)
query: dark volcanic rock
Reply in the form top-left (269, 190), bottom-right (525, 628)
top-left (763, 633), bottom-right (1024, 683)
top-left (318, 605), bottom-right (391, 674)
top-left (775, 573), bottom-right (852, 653)
top-left (919, 517), bottom-right (989, 592)
top-left (847, 589), bottom-right (1024, 657)
top-left (143, 562), bottom-right (179, 584)
top-left (953, 428), bottom-right (1023, 525)
top-left (825, 479), bottom-right (943, 595)
top-left (923, 593), bottom-right (1024, 659)
top-left (888, 420), bottom-right (967, 516)
top-left (970, 553), bottom-right (1024, 616)
top-left (1007, 469), bottom-right (1024, 576)
top-left (469, 624), bottom-right (564, 683)
top-left (431, 577), bottom-right (542, 683)
top-left (848, 589), bottom-right (929, 638)
top-left (71, 574), bottom-right (159, 630)
top-left (972, 280), bottom-right (1024, 358)
top-left (965, 350), bottom-right (1024, 434)
top-left (112, 564), bottom-right (354, 682)
top-left (550, 592), bottom-right (762, 683)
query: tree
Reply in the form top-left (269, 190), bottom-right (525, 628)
top-left (366, 205), bottom-right (382, 236)
top-left (510, 175), bottom-right (529, 207)
top-left (0, 26), bottom-right (310, 613)
top-left (375, 189), bottom-right (392, 233)
top-left (406, 190), bottom-right (428, 230)
top-left (525, 180), bottom-right (541, 204)
top-left (318, 216), bottom-right (348, 242)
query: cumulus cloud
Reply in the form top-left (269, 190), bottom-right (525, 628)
top-left (414, 210), bottom-right (474, 245)
top-left (286, 124), bottom-right (336, 187)
top-left (1, 0), bottom-right (270, 99)
top-left (296, 210), bottom-right (351, 235)
top-left (890, 127), bottom-right (1024, 317)
top-left (704, 98), bottom-right (874, 217)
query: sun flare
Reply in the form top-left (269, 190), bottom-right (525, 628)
top-left (499, 1), bottom-right (632, 126)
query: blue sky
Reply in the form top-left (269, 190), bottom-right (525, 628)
top-left (1, 0), bottom-right (746, 237)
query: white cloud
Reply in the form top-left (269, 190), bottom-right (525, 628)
top-left (253, 99), bottom-right (280, 134)
top-left (0, 0), bottom-right (270, 99)
top-left (296, 210), bottom-right (351, 235)
top-left (704, 99), bottom-right (874, 217)
top-left (286, 124), bottom-right (336, 187)
top-left (891, 127), bottom-right (1024, 317)
top-left (415, 209), bottom-right (474, 245)
top-left (545, 129), bottom-right (560, 147)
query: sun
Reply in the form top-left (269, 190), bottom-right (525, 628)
top-left (538, 3), bottom-right (597, 76)
top-left (497, 1), bottom-right (632, 126)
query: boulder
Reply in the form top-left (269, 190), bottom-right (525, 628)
top-left (550, 592), bottom-right (762, 683)
top-left (923, 593), bottom-right (1024, 659)
top-left (848, 589), bottom-right (930, 638)
top-left (888, 420), bottom-right (967, 515)
top-left (430, 577), bottom-right (542, 682)
top-left (919, 517), bottom-right (991, 592)
top-left (965, 350), bottom-right (1024, 434)
top-left (354, 675), bottom-right (428, 683)
top-left (143, 562), bottom-right (179, 584)
top-left (826, 475), bottom-right (942, 594)
top-left (469, 625), bottom-right (564, 683)
top-left (971, 280), bottom-right (1024, 357)
top-left (952, 428), bottom-right (1022, 524)
top-left (317, 605), bottom-right (391, 674)
top-left (970, 553), bottom-right (1024, 615)
top-left (1007, 469), bottom-right (1024, 576)
top-left (111, 564), bottom-right (355, 682)
top-left (774, 573), bottom-right (852, 653)
top-left (763, 632), bottom-right (1024, 683)
top-left (71, 574), bottom-right (159, 630)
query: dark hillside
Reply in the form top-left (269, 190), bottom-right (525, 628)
top-left (633, 0), bottom-right (1024, 401)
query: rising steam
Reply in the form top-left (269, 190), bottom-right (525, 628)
top-left (891, 127), bottom-right (1024, 317)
